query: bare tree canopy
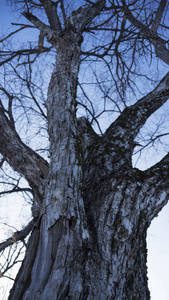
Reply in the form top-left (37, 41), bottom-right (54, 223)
top-left (0, 0), bottom-right (169, 299)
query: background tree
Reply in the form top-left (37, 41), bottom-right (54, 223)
top-left (0, 0), bottom-right (169, 299)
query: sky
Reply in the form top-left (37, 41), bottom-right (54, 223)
top-left (0, 1), bottom-right (169, 299)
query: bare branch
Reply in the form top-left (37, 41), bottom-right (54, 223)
top-left (0, 107), bottom-right (48, 203)
top-left (0, 25), bottom-right (33, 43)
top-left (151, 0), bottom-right (168, 32)
top-left (0, 47), bottom-right (51, 66)
top-left (38, 30), bottom-right (45, 50)
top-left (0, 243), bottom-right (25, 280)
top-left (22, 11), bottom-right (58, 44)
top-left (8, 226), bottom-right (40, 300)
top-left (39, 0), bottom-right (62, 31)
top-left (60, 0), bottom-right (67, 27)
top-left (0, 219), bottom-right (35, 252)
top-left (122, 0), bottom-right (169, 65)
top-left (134, 132), bottom-right (169, 155)
top-left (9, 64), bottom-right (47, 119)
top-left (0, 186), bottom-right (32, 197)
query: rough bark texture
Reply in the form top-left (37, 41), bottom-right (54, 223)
top-left (2, 0), bottom-right (169, 299)
top-left (8, 65), bottom-right (169, 299)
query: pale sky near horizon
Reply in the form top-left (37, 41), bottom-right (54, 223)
top-left (0, 1), bottom-right (169, 299)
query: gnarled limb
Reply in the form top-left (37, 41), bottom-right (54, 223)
top-left (105, 72), bottom-right (169, 147)
top-left (0, 107), bottom-right (48, 203)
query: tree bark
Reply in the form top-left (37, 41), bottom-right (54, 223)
top-left (9, 68), bottom-right (169, 299)
top-left (5, 1), bottom-right (169, 299)
top-left (9, 27), bottom-right (88, 300)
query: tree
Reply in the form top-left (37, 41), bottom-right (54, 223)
top-left (0, 0), bottom-right (169, 298)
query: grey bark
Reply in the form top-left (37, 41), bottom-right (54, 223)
top-left (8, 67), bottom-right (169, 300)
top-left (2, 0), bottom-right (169, 299)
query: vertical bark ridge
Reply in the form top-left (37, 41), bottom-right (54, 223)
top-left (20, 35), bottom-right (90, 299)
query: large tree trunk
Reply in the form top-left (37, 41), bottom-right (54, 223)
top-left (8, 131), bottom-right (154, 300)
top-left (6, 32), bottom-right (169, 299)
top-left (8, 35), bottom-right (169, 299)
top-left (7, 1), bottom-right (169, 299)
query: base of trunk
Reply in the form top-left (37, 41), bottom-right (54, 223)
top-left (9, 216), bottom-right (150, 300)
